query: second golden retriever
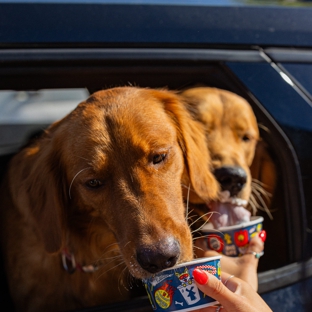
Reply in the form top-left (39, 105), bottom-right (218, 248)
top-left (181, 87), bottom-right (259, 228)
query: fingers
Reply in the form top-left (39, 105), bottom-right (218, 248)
top-left (247, 233), bottom-right (265, 254)
top-left (193, 269), bottom-right (273, 312)
top-left (193, 269), bottom-right (241, 310)
top-left (220, 272), bottom-right (240, 293)
top-left (238, 235), bottom-right (264, 291)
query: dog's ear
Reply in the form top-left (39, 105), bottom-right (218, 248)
top-left (158, 90), bottom-right (219, 203)
top-left (15, 131), bottom-right (67, 254)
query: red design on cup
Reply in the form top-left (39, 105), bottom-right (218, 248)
top-left (234, 230), bottom-right (249, 247)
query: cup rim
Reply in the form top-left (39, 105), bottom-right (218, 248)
top-left (201, 215), bottom-right (264, 232)
top-left (159, 255), bottom-right (222, 273)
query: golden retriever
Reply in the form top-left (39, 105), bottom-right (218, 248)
top-left (181, 87), bottom-right (259, 228)
top-left (0, 87), bottom-right (218, 312)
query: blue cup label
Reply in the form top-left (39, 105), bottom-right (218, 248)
top-left (206, 222), bottom-right (263, 257)
top-left (143, 258), bottom-right (220, 311)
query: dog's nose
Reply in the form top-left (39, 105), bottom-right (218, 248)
top-left (214, 166), bottom-right (247, 197)
top-left (136, 237), bottom-right (180, 274)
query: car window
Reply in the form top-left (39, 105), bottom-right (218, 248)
top-left (0, 88), bottom-right (89, 124)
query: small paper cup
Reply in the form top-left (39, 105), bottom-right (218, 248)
top-left (201, 216), bottom-right (264, 257)
top-left (142, 256), bottom-right (221, 312)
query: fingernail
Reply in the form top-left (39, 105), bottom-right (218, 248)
top-left (259, 230), bottom-right (267, 242)
top-left (193, 269), bottom-right (208, 285)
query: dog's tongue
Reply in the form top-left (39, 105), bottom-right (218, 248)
top-left (208, 191), bottom-right (251, 229)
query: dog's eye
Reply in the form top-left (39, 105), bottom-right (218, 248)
top-left (153, 153), bottom-right (167, 164)
top-left (86, 179), bottom-right (103, 189)
top-left (242, 134), bottom-right (251, 142)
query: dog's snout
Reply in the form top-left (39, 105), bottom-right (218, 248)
top-left (136, 237), bottom-right (180, 274)
top-left (214, 166), bottom-right (247, 197)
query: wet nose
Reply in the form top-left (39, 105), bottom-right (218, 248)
top-left (136, 237), bottom-right (180, 274)
top-left (214, 166), bottom-right (247, 197)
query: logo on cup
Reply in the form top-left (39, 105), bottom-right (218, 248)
top-left (154, 282), bottom-right (175, 309)
top-left (178, 284), bottom-right (200, 305)
top-left (207, 235), bottom-right (224, 252)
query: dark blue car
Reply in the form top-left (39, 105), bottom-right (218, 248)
top-left (0, 1), bottom-right (312, 311)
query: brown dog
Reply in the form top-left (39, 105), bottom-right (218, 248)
top-left (181, 87), bottom-right (259, 228)
top-left (0, 87), bottom-right (218, 312)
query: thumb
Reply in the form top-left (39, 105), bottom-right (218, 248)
top-left (193, 269), bottom-right (241, 310)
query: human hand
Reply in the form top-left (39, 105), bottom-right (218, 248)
top-left (192, 270), bottom-right (272, 312)
top-left (194, 230), bottom-right (266, 290)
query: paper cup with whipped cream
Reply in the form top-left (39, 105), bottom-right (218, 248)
top-left (201, 216), bottom-right (264, 257)
top-left (142, 256), bottom-right (221, 312)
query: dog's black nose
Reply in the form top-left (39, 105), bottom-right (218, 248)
top-left (136, 237), bottom-right (180, 274)
top-left (214, 166), bottom-right (247, 197)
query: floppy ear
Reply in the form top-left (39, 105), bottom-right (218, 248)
top-left (14, 131), bottom-right (67, 254)
top-left (157, 90), bottom-right (219, 203)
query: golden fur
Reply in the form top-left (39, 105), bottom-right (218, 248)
top-left (0, 87), bottom-right (218, 311)
top-left (181, 87), bottom-right (259, 224)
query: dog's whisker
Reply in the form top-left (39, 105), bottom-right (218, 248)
top-left (94, 256), bottom-right (124, 273)
top-left (192, 227), bottom-right (224, 237)
top-left (250, 190), bottom-right (274, 220)
top-left (252, 182), bottom-right (272, 201)
top-left (248, 193), bottom-right (258, 215)
top-left (126, 269), bottom-right (139, 291)
top-left (250, 192), bottom-right (263, 211)
top-left (117, 264), bottom-right (131, 293)
top-left (252, 178), bottom-right (271, 193)
top-left (258, 123), bottom-right (270, 133)
top-left (68, 167), bottom-right (91, 199)
top-left (187, 208), bottom-right (194, 216)
top-left (123, 241), bottom-right (131, 248)
top-left (102, 242), bottom-right (119, 250)
top-left (100, 254), bottom-right (123, 262)
top-left (181, 183), bottom-right (196, 192)
top-left (187, 214), bottom-right (199, 222)
top-left (252, 188), bottom-right (270, 214)
top-left (97, 242), bottom-right (120, 257)
top-left (97, 247), bottom-right (121, 262)
top-left (189, 211), bottom-right (214, 229)
top-left (96, 252), bottom-right (122, 266)
top-left (191, 216), bottom-right (217, 236)
top-left (95, 242), bottom-right (129, 272)
top-left (122, 268), bottom-right (131, 289)
top-left (193, 245), bottom-right (205, 252)
top-left (96, 258), bottom-right (126, 281)
top-left (252, 177), bottom-right (268, 187)
top-left (252, 190), bottom-right (272, 207)
top-left (185, 183), bottom-right (191, 221)
top-left (252, 187), bottom-right (269, 205)
top-left (250, 179), bottom-right (275, 219)
top-left (252, 189), bottom-right (274, 220)
top-left (75, 155), bottom-right (91, 162)
top-left (95, 247), bottom-right (123, 266)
